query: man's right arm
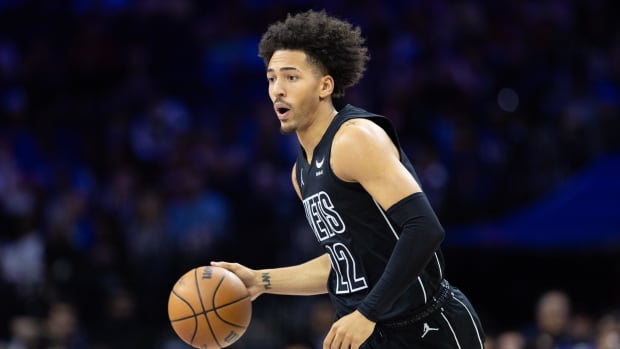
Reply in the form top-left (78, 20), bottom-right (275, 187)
top-left (211, 254), bottom-right (331, 300)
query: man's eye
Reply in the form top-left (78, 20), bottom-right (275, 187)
top-left (267, 77), bottom-right (275, 83)
top-left (288, 75), bottom-right (297, 81)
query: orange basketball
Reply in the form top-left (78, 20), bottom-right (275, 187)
top-left (168, 266), bottom-right (252, 348)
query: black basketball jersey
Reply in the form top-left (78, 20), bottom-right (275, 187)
top-left (295, 104), bottom-right (446, 322)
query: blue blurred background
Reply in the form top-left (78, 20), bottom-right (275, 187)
top-left (0, 1), bottom-right (618, 348)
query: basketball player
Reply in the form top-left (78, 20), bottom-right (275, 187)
top-left (213, 10), bottom-right (485, 349)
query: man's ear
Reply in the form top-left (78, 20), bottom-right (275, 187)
top-left (319, 75), bottom-right (335, 99)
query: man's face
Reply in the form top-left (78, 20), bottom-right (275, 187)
top-left (266, 50), bottom-right (325, 134)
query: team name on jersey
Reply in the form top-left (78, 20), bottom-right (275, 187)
top-left (302, 191), bottom-right (368, 294)
top-left (302, 191), bottom-right (345, 242)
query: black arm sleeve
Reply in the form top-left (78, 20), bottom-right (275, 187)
top-left (357, 192), bottom-right (445, 322)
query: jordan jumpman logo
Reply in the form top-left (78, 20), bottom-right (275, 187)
top-left (421, 322), bottom-right (439, 338)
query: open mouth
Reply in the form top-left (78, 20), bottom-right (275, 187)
top-left (274, 102), bottom-right (291, 118)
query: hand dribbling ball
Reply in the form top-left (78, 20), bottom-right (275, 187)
top-left (168, 266), bottom-right (252, 348)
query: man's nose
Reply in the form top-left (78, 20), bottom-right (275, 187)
top-left (271, 79), bottom-right (285, 97)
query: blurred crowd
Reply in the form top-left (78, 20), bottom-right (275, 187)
top-left (482, 290), bottom-right (620, 349)
top-left (0, 0), bottom-right (619, 348)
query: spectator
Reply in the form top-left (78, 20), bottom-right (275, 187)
top-left (524, 290), bottom-right (572, 349)
top-left (40, 301), bottom-right (88, 349)
top-left (3, 316), bottom-right (41, 349)
top-left (496, 331), bottom-right (526, 349)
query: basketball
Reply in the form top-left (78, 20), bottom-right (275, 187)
top-left (168, 266), bottom-right (252, 348)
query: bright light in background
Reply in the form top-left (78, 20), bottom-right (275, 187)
top-left (497, 87), bottom-right (519, 112)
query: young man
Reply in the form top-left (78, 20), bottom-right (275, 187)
top-left (212, 10), bottom-right (485, 349)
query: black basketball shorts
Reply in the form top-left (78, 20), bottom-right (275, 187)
top-left (361, 286), bottom-right (485, 349)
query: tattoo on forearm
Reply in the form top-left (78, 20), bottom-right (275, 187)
top-left (261, 272), bottom-right (272, 290)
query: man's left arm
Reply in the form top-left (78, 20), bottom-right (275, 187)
top-left (323, 118), bottom-right (444, 349)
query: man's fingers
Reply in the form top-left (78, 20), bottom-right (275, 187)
top-left (211, 261), bottom-right (240, 272)
top-left (323, 331), bottom-right (334, 349)
top-left (323, 328), bottom-right (335, 349)
top-left (210, 260), bottom-right (231, 268)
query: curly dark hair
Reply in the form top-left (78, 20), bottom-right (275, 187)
top-left (258, 10), bottom-right (370, 98)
